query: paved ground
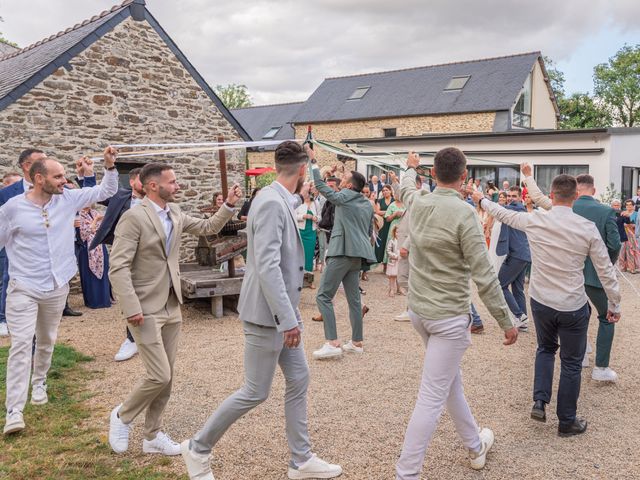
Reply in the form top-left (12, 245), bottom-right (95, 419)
top-left (4, 267), bottom-right (640, 479)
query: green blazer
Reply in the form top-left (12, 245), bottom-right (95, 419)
top-left (573, 195), bottom-right (621, 288)
top-left (313, 168), bottom-right (376, 263)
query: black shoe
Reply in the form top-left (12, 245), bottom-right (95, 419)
top-left (531, 400), bottom-right (546, 422)
top-left (558, 418), bottom-right (587, 437)
top-left (62, 307), bottom-right (83, 317)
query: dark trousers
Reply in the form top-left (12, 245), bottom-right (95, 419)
top-left (531, 298), bottom-right (590, 426)
top-left (498, 256), bottom-right (529, 317)
top-left (584, 285), bottom-right (614, 368)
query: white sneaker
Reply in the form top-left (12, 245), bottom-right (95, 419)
top-left (312, 343), bottom-right (343, 360)
top-left (582, 353), bottom-right (590, 368)
top-left (592, 366), bottom-right (618, 383)
top-left (114, 339), bottom-right (138, 362)
top-left (288, 453), bottom-right (343, 479)
top-left (342, 341), bottom-right (363, 354)
top-left (30, 383), bottom-right (48, 405)
top-left (469, 427), bottom-right (494, 470)
top-left (394, 311), bottom-right (410, 322)
top-left (3, 410), bottom-right (25, 435)
top-left (0, 322), bottom-right (8, 337)
top-left (181, 439), bottom-right (214, 480)
top-left (143, 431), bottom-right (181, 456)
top-left (514, 315), bottom-right (529, 332)
top-left (109, 404), bottom-right (132, 453)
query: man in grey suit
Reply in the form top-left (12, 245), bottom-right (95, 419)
top-left (307, 147), bottom-right (376, 360)
top-left (181, 141), bottom-right (342, 480)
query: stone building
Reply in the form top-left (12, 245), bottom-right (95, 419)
top-left (0, 0), bottom-right (250, 260)
top-left (235, 52), bottom-right (559, 171)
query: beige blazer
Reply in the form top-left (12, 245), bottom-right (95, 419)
top-left (109, 197), bottom-right (234, 318)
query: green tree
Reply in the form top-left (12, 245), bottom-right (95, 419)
top-left (543, 56), bottom-right (565, 99)
top-left (558, 92), bottom-right (612, 129)
top-left (593, 44), bottom-right (640, 127)
top-left (214, 83), bottom-right (253, 109)
top-left (0, 15), bottom-right (17, 47)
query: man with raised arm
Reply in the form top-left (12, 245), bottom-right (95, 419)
top-left (0, 148), bottom-right (118, 435)
top-left (396, 148), bottom-right (517, 479)
top-left (472, 171), bottom-right (621, 436)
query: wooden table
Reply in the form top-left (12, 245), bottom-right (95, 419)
top-left (180, 263), bottom-right (244, 317)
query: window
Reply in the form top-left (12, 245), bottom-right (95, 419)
top-left (383, 128), bottom-right (397, 138)
top-left (513, 73), bottom-right (532, 128)
top-left (444, 75), bottom-right (470, 91)
top-left (534, 165), bottom-right (589, 194)
top-left (262, 126), bottom-right (281, 139)
top-left (348, 86), bottom-right (370, 100)
top-left (115, 161), bottom-right (146, 190)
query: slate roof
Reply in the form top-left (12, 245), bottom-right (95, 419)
top-left (0, 0), bottom-right (250, 140)
top-left (292, 52), bottom-right (546, 123)
top-left (0, 42), bottom-right (19, 56)
top-left (231, 102), bottom-right (303, 144)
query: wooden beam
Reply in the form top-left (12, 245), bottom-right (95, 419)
top-left (217, 134), bottom-right (228, 198)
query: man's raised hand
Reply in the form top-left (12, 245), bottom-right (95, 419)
top-left (226, 184), bottom-right (243, 206)
top-left (521, 162), bottom-right (533, 177)
top-left (407, 151), bottom-right (420, 170)
top-left (103, 146), bottom-right (117, 169)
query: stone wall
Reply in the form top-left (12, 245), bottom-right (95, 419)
top-left (292, 112), bottom-right (496, 166)
top-left (0, 17), bottom-right (246, 262)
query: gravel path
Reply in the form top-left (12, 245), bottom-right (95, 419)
top-left (7, 268), bottom-right (639, 479)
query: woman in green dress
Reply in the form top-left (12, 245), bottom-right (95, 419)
top-left (296, 190), bottom-right (319, 288)
top-left (374, 184), bottom-right (394, 266)
top-left (383, 197), bottom-right (406, 263)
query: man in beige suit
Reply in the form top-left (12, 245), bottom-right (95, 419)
top-left (108, 162), bottom-right (242, 455)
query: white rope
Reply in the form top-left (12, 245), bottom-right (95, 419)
top-left (616, 266), bottom-right (640, 296)
top-left (111, 139), bottom-right (298, 149)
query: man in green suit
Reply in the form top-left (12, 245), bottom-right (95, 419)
top-left (306, 147), bottom-right (376, 360)
top-left (523, 165), bottom-right (622, 382)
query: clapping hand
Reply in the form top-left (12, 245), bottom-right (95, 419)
top-left (82, 156), bottom-right (95, 177)
top-left (226, 184), bottom-right (243, 206)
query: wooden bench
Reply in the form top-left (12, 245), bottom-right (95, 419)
top-left (180, 263), bottom-right (244, 317)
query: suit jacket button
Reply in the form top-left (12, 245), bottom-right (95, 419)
top-left (299, 266), bottom-right (304, 271)
top-left (298, 287), bottom-right (302, 291)
top-left (274, 315), bottom-right (280, 325)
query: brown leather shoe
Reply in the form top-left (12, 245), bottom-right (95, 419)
top-left (312, 314), bottom-right (323, 322)
top-left (470, 324), bottom-right (484, 334)
top-left (362, 305), bottom-right (370, 317)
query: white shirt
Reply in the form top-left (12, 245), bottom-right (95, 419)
top-left (0, 170), bottom-right (119, 291)
top-left (149, 199), bottom-right (174, 254)
top-left (22, 178), bottom-right (32, 192)
top-left (273, 180), bottom-right (299, 210)
top-left (131, 195), bottom-right (143, 208)
top-left (481, 199), bottom-right (621, 313)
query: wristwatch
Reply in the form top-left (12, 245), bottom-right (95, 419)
top-left (106, 166), bottom-right (117, 171)
top-left (225, 201), bottom-right (235, 209)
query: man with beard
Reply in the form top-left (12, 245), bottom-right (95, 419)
top-left (0, 148), bottom-right (119, 435)
top-left (90, 167), bottom-right (146, 362)
top-left (181, 141), bottom-right (342, 480)
top-left (107, 163), bottom-right (242, 456)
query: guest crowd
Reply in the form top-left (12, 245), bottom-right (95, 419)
top-left (0, 141), bottom-right (634, 480)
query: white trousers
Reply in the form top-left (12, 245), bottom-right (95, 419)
top-left (5, 279), bottom-right (68, 414)
top-left (396, 311), bottom-right (481, 480)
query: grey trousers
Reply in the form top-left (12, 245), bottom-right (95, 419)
top-left (191, 321), bottom-right (312, 465)
top-left (397, 256), bottom-right (409, 290)
top-left (316, 256), bottom-right (363, 342)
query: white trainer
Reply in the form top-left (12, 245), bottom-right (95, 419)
top-left (114, 339), bottom-right (138, 362)
top-left (181, 439), bottom-right (214, 480)
top-left (143, 431), bottom-right (181, 456)
top-left (582, 353), bottom-right (590, 368)
top-left (0, 322), bottom-right (8, 337)
top-left (514, 315), bottom-right (529, 332)
top-left (394, 311), bottom-right (411, 322)
top-left (30, 383), bottom-right (48, 405)
top-left (592, 366), bottom-right (618, 383)
top-left (288, 453), bottom-right (343, 479)
top-left (341, 341), bottom-right (363, 354)
top-left (3, 410), bottom-right (25, 435)
top-left (312, 343), bottom-right (343, 360)
top-left (469, 427), bottom-right (495, 470)
top-left (109, 404), bottom-right (132, 453)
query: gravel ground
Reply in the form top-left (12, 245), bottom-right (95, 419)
top-left (5, 267), bottom-right (639, 479)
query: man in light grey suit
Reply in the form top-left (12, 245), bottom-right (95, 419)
top-left (181, 141), bottom-right (342, 480)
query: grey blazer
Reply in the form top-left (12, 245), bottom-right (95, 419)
top-left (238, 182), bottom-right (305, 332)
top-left (313, 168), bottom-right (376, 263)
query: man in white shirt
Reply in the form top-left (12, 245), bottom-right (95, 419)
top-left (0, 147), bottom-right (119, 435)
top-left (472, 175), bottom-right (621, 437)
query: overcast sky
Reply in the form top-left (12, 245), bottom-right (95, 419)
top-left (1, 0), bottom-right (639, 105)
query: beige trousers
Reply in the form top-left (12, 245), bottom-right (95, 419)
top-left (5, 279), bottom-right (68, 414)
top-left (118, 293), bottom-right (181, 440)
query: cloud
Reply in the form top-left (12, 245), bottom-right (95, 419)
top-left (1, 0), bottom-right (639, 104)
